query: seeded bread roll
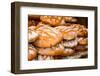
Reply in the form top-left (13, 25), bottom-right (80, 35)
top-left (33, 23), bottom-right (63, 48)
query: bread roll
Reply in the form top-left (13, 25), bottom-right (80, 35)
top-left (56, 26), bottom-right (77, 40)
top-left (40, 16), bottom-right (64, 26)
top-left (34, 23), bottom-right (63, 47)
top-left (63, 16), bottom-right (77, 22)
top-left (63, 39), bottom-right (78, 48)
top-left (28, 29), bottom-right (39, 42)
top-left (78, 38), bottom-right (88, 45)
top-left (28, 45), bottom-right (37, 61)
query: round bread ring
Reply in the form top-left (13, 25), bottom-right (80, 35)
top-left (34, 24), bottom-right (63, 48)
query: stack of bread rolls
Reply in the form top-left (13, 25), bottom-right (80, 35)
top-left (28, 15), bottom-right (88, 61)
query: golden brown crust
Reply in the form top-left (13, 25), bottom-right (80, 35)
top-left (40, 16), bottom-right (77, 26)
top-left (40, 16), bottom-right (64, 26)
top-left (71, 24), bottom-right (87, 37)
top-left (38, 46), bottom-right (74, 56)
top-left (62, 30), bottom-right (77, 40)
top-left (28, 29), bottom-right (39, 42)
top-left (64, 48), bottom-right (75, 56)
top-left (33, 23), bottom-right (63, 47)
top-left (78, 38), bottom-right (88, 45)
top-left (77, 28), bottom-right (87, 37)
top-left (55, 26), bottom-right (77, 40)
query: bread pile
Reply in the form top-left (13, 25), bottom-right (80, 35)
top-left (28, 15), bottom-right (88, 61)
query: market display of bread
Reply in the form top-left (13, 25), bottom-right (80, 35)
top-left (28, 15), bottom-right (88, 61)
